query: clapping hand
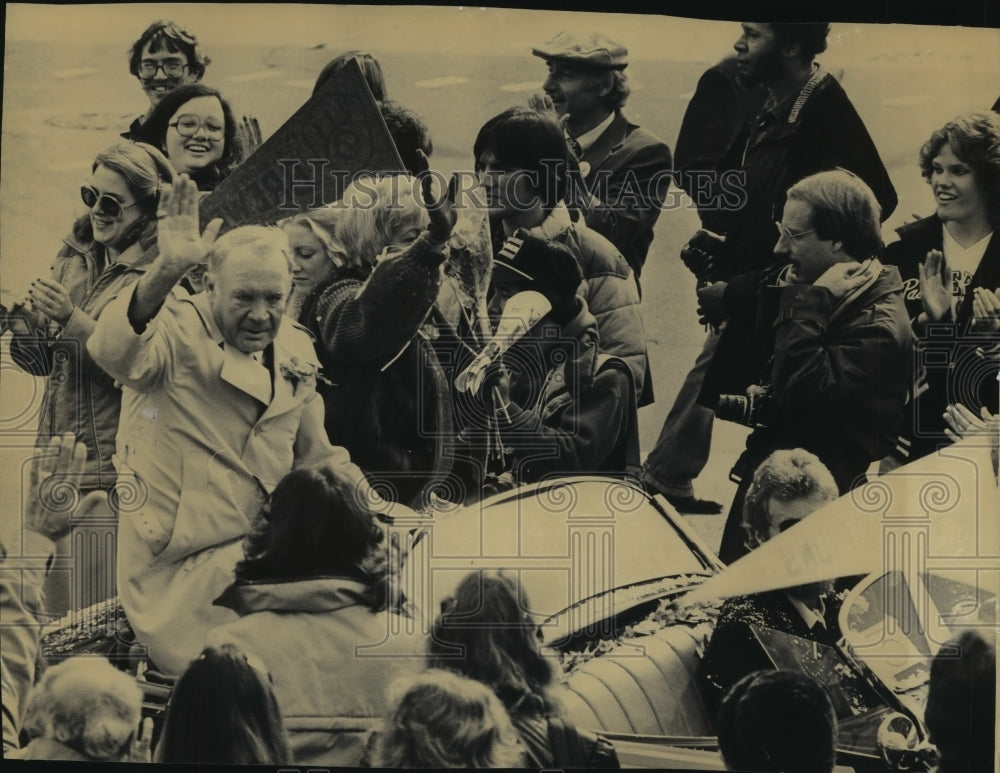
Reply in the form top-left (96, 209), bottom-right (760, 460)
top-left (971, 287), bottom-right (1000, 332)
top-left (528, 92), bottom-right (570, 128)
top-left (26, 432), bottom-right (108, 542)
top-left (918, 249), bottom-right (952, 323)
top-left (943, 403), bottom-right (997, 443)
top-left (156, 174), bottom-right (223, 277)
top-left (27, 277), bottom-right (74, 325)
top-left (414, 149), bottom-right (457, 243)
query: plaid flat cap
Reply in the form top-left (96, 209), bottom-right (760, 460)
top-left (531, 30), bottom-right (629, 70)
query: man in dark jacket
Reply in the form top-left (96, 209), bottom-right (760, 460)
top-left (530, 31), bottom-right (673, 283)
top-left (715, 169), bottom-right (913, 564)
top-left (644, 22), bottom-right (898, 514)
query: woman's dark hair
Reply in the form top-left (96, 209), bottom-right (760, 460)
top-left (313, 50), bottom-right (387, 102)
top-left (127, 20), bottom-right (210, 80)
top-left (427, 570), bottom-right (556, 719)
top-left (380, 99), bottom-right (433, 176)
top-left (156, 644), bottom-right (291, 765)
top-left (918, 111), bottom-right (1000, 227)
top-left (473, 106), bottom-right (572, 210)
top-left (135, 83), bottom-right (242, 190)
top-left (924, 630), bottom-right (996, 773)
top-left (769, 23), bottom-right (831, 61)
top-left (235, 463), bottom-right (396, 608)
top-left (717, 669), bottom-right (837, 773)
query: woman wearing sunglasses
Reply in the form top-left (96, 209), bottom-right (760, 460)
top-left (136, 83), bottom-right (242, 191)
top-left (9, 141), bottom-right (174, 610)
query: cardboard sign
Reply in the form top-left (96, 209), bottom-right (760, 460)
top-left (199, 58), bottom-right (404, 229)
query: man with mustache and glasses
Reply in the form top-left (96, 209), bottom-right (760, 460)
top-left (123, 20), bottom-right (209, 141)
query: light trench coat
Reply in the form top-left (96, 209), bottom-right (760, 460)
top-left (89, 287), bottom-right (355, 674)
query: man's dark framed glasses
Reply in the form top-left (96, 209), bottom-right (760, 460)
top-left (138, 59), bottom-right (188, 78)
top-left (80, 186), bottom-right (139, 218)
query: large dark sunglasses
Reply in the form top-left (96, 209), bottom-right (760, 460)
top-left (80, 186), bottom-right (139, 218)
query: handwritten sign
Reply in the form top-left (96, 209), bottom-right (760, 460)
top-left (200, 59), bottom-right (404, 229)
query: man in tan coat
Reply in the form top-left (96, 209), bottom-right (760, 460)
top-left (89, 177), bottom-right (368, 674)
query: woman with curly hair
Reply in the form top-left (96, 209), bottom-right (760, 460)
top-left (205, 462), bottom-right (422, 767)
top-left (428, 570), bottom-right (619, 768)
top-left (883, 111), bottom-right (1000, 468)
top-left (135, 83), bottom-right (242, 191)
top-left (376, 669), bottom-right (523, 768)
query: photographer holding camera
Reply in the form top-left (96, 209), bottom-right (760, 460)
top-left (715, 170), bottom-right (913, 564)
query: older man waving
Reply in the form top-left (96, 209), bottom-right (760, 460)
top-left (89, 176), bottom-right (368, 673)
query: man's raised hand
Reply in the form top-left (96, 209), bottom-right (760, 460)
top-left (156, 174), bottom-right (223, 277)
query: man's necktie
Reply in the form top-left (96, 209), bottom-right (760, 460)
top-left (567, 135), bottom-right (583, 159)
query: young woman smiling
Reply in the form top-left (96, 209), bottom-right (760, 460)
top-left (137, 83), bottom-right (242, 191)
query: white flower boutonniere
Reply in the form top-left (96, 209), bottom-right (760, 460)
top-left (279, 356), bottom-right (320, 394)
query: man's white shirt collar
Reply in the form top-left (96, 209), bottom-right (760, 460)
top-left (573, 111), bottom-right (615, 154)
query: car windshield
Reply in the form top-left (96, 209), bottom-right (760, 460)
top-left (840, 568), bottom-right (997, 716)
top-left (404, 478), bottom-right (714, 635)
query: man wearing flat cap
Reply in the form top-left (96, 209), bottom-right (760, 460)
top-left (530, 31), bottom-right (673, 285)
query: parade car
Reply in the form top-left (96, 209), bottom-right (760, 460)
top-left (42, 475), bottom-right (987, 770)
top-left (403, 476), bottom-right (978, 772)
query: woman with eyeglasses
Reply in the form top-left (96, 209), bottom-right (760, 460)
top-left (155, 644), bottom-right (291, 764)
top-left (136, 83), bottom-right (242, 191)
top-left (8, 142), bottom-right (174, 611)
top-left (427, 570), bottom-right (620, 768)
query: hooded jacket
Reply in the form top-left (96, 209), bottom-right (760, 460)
top-left (208, 576), bottom-right (424, 767)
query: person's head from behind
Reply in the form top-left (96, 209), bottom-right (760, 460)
top-left (203, 226), bottom-right (291, 354)
top-left (924, 629), bottom-right (996, 773)
top-left (380, 100), bottom-right (434, 176)
top-left (156, 644), bottom-right (290, 764)
top-left (474, 106), bottom-right (572, 221)
top-left (733, 23), bottom-right (829, 85)
top-left (236, 463), bottom-right (388, 596)
top-left (919, 111), bottom-right (1000, 228)
top-left (82, 142), bottom-right (174, 250)
top-left (128, 20), bottom-right (208, 110)
top-left (280, 208), bottom-right (347, 297)
top-left (313, 50), bottom-right (387, 103)
top-left (376, 669), bottom-right (523, 768)
top-left (777, 169), bottom-right (882, 285)
top-left (717, 669), bottom-right (837, 773)
top-left (20, 656), bottom-right (141, 762)
top-left (138, 83), bottom-right (240, 187)
top-left (337, 176), bottom-right (429, 272)
top-left (427, 570), bottom-right (554, 717)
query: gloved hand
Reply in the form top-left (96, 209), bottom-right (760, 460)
top-left (501, 229), bottom-right (583, 325)
top-left (414, 148), bottom-right (457, 243)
